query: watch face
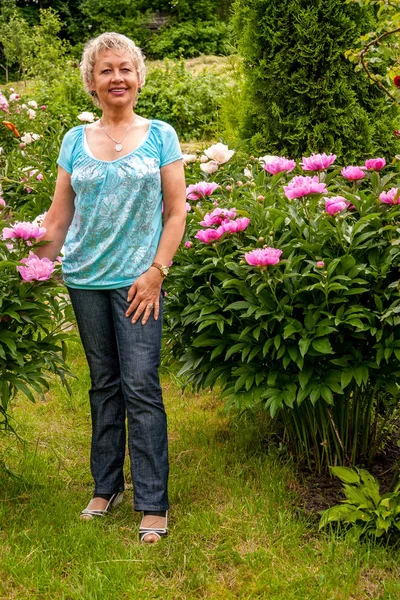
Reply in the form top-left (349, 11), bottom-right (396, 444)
top-left (160, 266), bottom-right (169, 277)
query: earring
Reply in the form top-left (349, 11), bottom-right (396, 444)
top-left (89, 90), bottom-right (96, 97)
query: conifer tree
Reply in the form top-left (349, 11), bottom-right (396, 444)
top-left (233, 0), bottom-right (398, 161)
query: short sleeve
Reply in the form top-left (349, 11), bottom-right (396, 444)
top-left (159, 123), bottom-right (182, 167)
top-left (57, 127), bottom-right (82, 174)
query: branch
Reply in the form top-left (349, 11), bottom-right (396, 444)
top-left (358, 25), bottom-right (400, 104)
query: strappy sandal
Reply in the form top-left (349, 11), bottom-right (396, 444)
top-left (139, 511), bottom-right (168, 543)
top-left (80, 492), bottom-right (124, 520)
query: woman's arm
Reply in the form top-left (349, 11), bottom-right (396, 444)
top-left (35, 167), bottom-right (76, 261)
top-left (126, 159), bottom-right (187, 325)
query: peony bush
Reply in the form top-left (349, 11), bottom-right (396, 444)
top-left (165, 147), bottom-right (400, 471)
top-left (0, 88), bottom-right (74, 438)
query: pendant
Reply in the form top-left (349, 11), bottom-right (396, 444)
top-left (115, 143), bottom-right (123, 152)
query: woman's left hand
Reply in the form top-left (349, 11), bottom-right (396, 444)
top-left (125, 268), bottom-right (162, 325)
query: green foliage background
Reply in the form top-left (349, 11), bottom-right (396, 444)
top-left (10, 0), bottom-right (234, 60)
top-left (232, 0), bottom-right (398, 162)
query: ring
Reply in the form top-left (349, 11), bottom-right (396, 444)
top-left (147, 303), bottom-right (154, 310)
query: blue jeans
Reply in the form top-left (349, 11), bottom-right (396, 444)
top-left (67, 286), bottom-right (169, 512)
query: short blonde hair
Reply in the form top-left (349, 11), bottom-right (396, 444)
top-left (80, 32), bottom-right (146, 106)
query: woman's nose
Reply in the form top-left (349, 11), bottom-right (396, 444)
top-left (111, 71), bottom-right (123, 81)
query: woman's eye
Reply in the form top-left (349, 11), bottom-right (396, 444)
top-left (101, 69), bottom-right (110, 74)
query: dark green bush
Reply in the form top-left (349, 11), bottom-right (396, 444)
top-left (145, 21), bottom-right (232, 59)
top-left (232, 0), bottom-right (398, 162)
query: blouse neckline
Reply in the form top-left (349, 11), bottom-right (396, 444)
top-left (82, 120), bottom-right (153, 164)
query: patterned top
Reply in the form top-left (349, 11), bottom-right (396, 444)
top-left (57, 120), bottom-right (182, 289)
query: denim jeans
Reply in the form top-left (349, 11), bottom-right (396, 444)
top-left (67, 286), bottom-right (169, 512)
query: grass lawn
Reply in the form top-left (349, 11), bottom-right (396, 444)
top-left (0, 340), bottom-right (400, 599)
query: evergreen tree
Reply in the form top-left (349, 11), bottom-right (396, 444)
top-left (232, 0), bottom-right (398, 161)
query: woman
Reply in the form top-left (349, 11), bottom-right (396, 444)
top-left (37, 32), bottom-right (187, 543)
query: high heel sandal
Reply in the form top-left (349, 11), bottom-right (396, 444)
top-left (139, 511), bottom-right (168, 543)
top-left (80, 492), bottom-right (124, 520)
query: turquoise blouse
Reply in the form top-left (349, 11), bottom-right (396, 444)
top-left (57, 120), bottom-right (182, 289)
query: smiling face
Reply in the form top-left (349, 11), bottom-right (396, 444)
top-left (91, 49), bottom-right (140, 109)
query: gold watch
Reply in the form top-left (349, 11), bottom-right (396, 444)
top-left (151, 262), bottom-right (169, 278)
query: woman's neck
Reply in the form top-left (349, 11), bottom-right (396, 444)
top-left (100, 107), bottom-right (136, 127)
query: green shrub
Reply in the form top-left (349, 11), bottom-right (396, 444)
top-left (232, 0), bottom-right (398, 162)
top-left (165, 149), bottom-right (400, 471)
top-left (146, 21), bottom-right (232, 59)
top-left (320, 467), bottom-right (400, 542)
top-left (137, 60), bottom-right (234, 140)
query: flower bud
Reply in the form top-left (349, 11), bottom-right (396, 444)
top-left (257, 195), bottom-right (265, 202)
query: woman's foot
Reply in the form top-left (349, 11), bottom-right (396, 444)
top-left (80, 492), bottom-right (123, 520)
top-left (139, 512), bottom-right (168, 543)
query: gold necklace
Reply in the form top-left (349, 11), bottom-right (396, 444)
top-left (99, 115), bottom-right (136, 152)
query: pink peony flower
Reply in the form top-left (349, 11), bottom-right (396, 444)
top-left (301, 153), bottom-right (336, 171)
top-left (2, 221), bottom-right (46, 241)
top-left (0, 92), bottom-right (9, 113)
top-left (185, 202), bottom-right (191, 212)
top-left (184, 241), bottom-right (193, 248)
top-left (40, 105), bottom-right (47, 111)
top-left (36, 173), bottom-right (43, 181)
top-left (186, 182), bottom-right (219, 200)
top-left (341, 166), bottom-right (365, 181)
top-left (316, 261), bottom-right (325, 268)
top-left (263, 156), bottom-right (296, 175)
top-left (0, 198), bottom-right (5, 208)
top-left (365, 158), bottom-right (386, 171)
top-left (244, 247), bottom-right (283, 267)
top-left (200, 208), bottom-right (237, 227)
top-left (226, 185), bottom-right (232, 192)
top-left (379, 188), bottom-right (400, 205)
top-left (195, 228), bottom-right (224, 244)
top-left (283, 176), bottom-right (327, 199)
top-left (17, 252), bottom-right (55, 282)
top-left (324, 196), bottom-right (348, 216)
top-left (200, 160), bottom-right (219, 174)
top-left (220, 217), bottom-right (250, 234)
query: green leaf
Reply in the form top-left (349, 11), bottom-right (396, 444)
top-left (341, 370), bottom-right (353, 390)
top-left (299, 338), bottom-right (310, 357)
top-left (312, 338), bottom-right (333, 354)
top-left (331, 467), bottom-right (360, 484)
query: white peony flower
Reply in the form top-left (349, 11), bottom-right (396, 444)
top-left (258, 155), bottom-right (277, 165)
top-left (204, 143), bottom-right (235, 164)
top-left (21, 103), bottom-right (27, 109)
top-left (9, 93), bottom-right (20, 102)
top-left (27, 108), bottom-right (36, 119)
top-left (77, 111), bottom-right (96, 123)
top-left (21, 132), bottom-right (41, 144)
top-left (200, 155), bottom-right (209, 163)
top-left (200, 160), bottom-right (219, 174)
top-left (28, 100), bottom-right (38, 109)
top-left (244, 167), bottom-right (253, 179)
top-left (32, 211), bottom-right (47, 227)
top-left (182, 154), bottom-right (197, 165)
